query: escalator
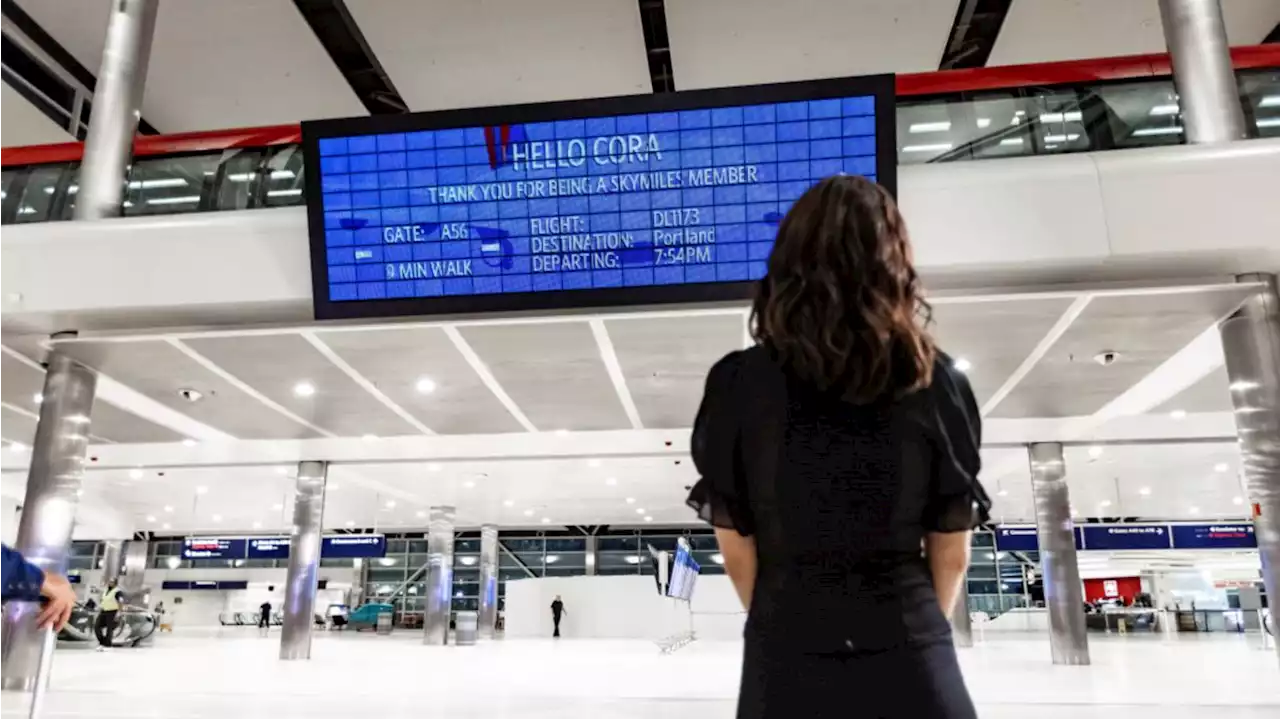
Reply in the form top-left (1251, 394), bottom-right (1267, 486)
top-left (58, 603), bottom-right (157, 648)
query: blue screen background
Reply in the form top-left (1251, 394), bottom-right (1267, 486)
top-left (315, 95), bottom-right (878, 302)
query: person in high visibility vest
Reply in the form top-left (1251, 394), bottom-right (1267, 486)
top-left (94, 579), bottom-right (126, 651)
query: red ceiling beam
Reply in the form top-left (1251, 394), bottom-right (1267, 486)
top-left (4, 44), bottom-right (1277, 168)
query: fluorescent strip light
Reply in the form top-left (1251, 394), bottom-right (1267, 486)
top-left (146, 195), bottom-right (201, 205)
top-left (267, 188), bottom-right (302, 197)
top-left (1043, 134), bottom-right (1080, 143)
top-left (270, 169), bottom-right (296, 180)
top-left (128, 178), bottom-right (188, 190)
top-left (1039, 111), bottom-right (1082, 123)
top-left (1149, 104), bottom-right (1179, 116)
top-left (1259, 95), bottom-right (1280, 108)
top-left (999, 137), bottom-right (1024, 146)
top-left (1256, 117), bottom-right (1280, 129)
top-left (1132, 126), bottom-right (1185, 136)
top-left (16, 206), bottom-right (36, 214)
top-left (901, 143), bottom-right (952, 153)
top-left (227, 169), bottom-right (296, 182)
top-left (226, 173), bottom-right (255, 182)
top-left (976, 117), bottom-right (991, 129)
top-left (908, 121), bottom-right (951, 134)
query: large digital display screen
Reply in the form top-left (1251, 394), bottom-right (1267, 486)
top-left (665, 541), bottom-right (701, 601)
top-left (302, 76), bottom-right (895, 319)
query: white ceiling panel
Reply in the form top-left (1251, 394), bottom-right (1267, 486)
top-left (988, 0), bottom-right (1280, 67)
top-left (15, 0), bottom-right (365, 132)
top-left (346, 0), bottom-right (651, 112)
top-left (666, 0), bottom-right (960, 90)
top-left (0, 84), bottom-right (75, 147)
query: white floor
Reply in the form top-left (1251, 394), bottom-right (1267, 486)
top-left (2, 630), bottom-right (1277, 718)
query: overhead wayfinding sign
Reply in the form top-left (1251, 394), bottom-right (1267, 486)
top-left (994, 523), bottom-right (1257, 552)
top-left (184, 535), bottom-right (387, 560)
top-left (302, 75), bottom-right (896, 319)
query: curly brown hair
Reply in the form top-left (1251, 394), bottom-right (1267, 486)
top-left (750, 175), bottom-right (935, 403)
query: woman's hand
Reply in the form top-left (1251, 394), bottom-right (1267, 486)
top-left (37, 572), bottom-right (77, 631)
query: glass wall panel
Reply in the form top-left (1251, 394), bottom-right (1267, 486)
top-left (123, 155), bottom-right (217, 216)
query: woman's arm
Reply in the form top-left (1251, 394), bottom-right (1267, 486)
top-left (924, 530), bottom-right (971, 619)
top-left (715, 527), bottom-right (757, 611)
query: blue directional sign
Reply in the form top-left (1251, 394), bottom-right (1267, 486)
top-left (247, 537), bottom-right (291, 560)
top-left (182, 537), bottom-right (248, 560)
top-left (1170, 523), bottom-right (1256, 550)
top-left (992, 525), bottom-right (1084, 551)
top-left (321, 534), bottom-right (386, 559)
top-left (1080, 524), bottom-right (1172, 551)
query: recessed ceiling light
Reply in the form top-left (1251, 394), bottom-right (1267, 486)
top-left (146, 515), bottom-right (156, 523)
top-left (1232, 496), bottom-right (1244, 505)
top-left (1188, 506), bottom-right (1200, 515)
top-left (75, 489), bottom-right (84, 497)
top-left (541, 517), bottom-right (551, 524)
top-left (996, 489), bottom-right (1009, 497)
top-left (415, 377), bottom-right (437, 394)
top-left (195, 486), bottom-right (208, 495)
top-left (162, 523), bottom-right (172, 531)
top-left (1138, 487), bottom-right (1152, 496)
top-left (129, 469), bottom-right (144, 480)
top-left (909, 121), bottom-right (951, 134)
top-left (362, 434), bottom-right (379, 442)
top-left (624, 556), bottom-right (641, 565)
top-left (635, 508), bottom-right (646, 514)
top-left (605, 477), bottom-right (617, 486)
top-left (1087, 446), bottom-right (1104, 459)
top-left (711, 553), bottom-right (725, 565)
top-left (177, 388), bottom-right (204, 403)
top-left (182, 438), bottom-right (198, 448)
top-left (523, 509), bottom-right (535, 517)
top-left (953, 357), bottom-right (972, 372)
top-left (385, 500), bottom-right (396, 509)
top-left (554, 429), bottom-right (570, 437)
top-left (625, 497), bottom-right (636, 504)
top-left (345, 520), bottom-right (356, 527)
top-left (976, 117), bottom-right (991, 129)
top-left (503, 499), bottom-right (514, 507)
top-left (211, 514), bottom-right (222, 522)
top-left (545, 554), bottom-right (560, 564)
top-left (463, 481), bottom-right (475, 489)
top-left (163, 505), bottom-right (174, 513)
top-left (458, 556), bottom-right (477, 566)
top-left (644, 516), bottom-right (654, 523)
top-left (1214, 463), bottom-right (1229, 473)
top-left (416, 510), bottom-right (427, 518)
top-left (588, 459), bottom-right (602, 468)
top-left (272, 503), bottom-right (283, 511)
top-left (1170, 409), bottom-right (1187, 420)
top-left (32, 393), bottom-right (43, 404)
top-left (293, 381), bottom-right (316, 398)
top-left (428, 463), bottom-right (442, 472)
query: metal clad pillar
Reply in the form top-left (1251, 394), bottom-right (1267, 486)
top-left (1028, 442), bottom-right (1089, 665)
top-left (0, 353), bottom-right (97, 691)
top-left (1157, 0), bottom-right (1247, 143)
top-left (73, 0), bottom-right (159, 220)
top-left (584, 534), bottom-right (598, 575)
top-left (1219, 273), bottom-right (1280, 667)
top-left (951, 580), bottom-right (973, 647)
top-left (280, 461), bottom-right (327, 661)
top-left (119, 540), bottom-right (148, 599)
top-left (477, 524), bottom-right (498, 639)
top-left (423, 506), bottom-right (456, 645)
top-left (100, 540), bottom-right (124, 587)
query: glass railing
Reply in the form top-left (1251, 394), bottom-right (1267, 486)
top-left (2, 68), bottom-right (1275, 226)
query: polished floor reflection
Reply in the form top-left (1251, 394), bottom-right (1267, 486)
top-left (2, 630), bottom-right (1276, 718)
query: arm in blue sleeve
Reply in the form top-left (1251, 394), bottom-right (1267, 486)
top-left (1, 544), bottom-right (47, 602)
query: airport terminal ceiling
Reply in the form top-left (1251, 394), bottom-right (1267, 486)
top-left (0, 279), bottom-right (1261, 537)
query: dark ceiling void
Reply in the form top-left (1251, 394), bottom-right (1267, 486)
top-left (639, 0), bottom-right (674, 93)
top-left (1, 0), bottom-right (159, 135)
top-left (293, 0), bottom-right (406, 114)
top-left (939, 0), bottom-right (1014, 71)
top-left (1264, 21), bottom-right (1279, 44)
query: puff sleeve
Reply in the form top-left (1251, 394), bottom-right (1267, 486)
top-left (923, 357), bottom-right (992, 532)
top-left (685, 351), bottom-right (755, 536)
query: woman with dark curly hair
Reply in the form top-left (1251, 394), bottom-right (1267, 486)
top-left (687, 175), bottom-right (990, 719)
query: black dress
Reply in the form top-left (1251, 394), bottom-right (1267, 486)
top-left (687, 346), bottom-right (991, 719)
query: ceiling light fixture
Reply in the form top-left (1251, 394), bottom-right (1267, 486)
top-left (523, 509), bottom-right (535, 517)
top-left (503, 499), bottom-right (514, 507)
top-left (182, 438), bottom-right (198, 448)
top-left (1149, 104), bottom-right (1179, 116)
top-left (416, 510), bottom-right (427, 518)
top-left (1259, 95), bottom-right (1280, 108)
top-left (999, 137), bottom-right (1024, 146)
top-left (385, 500), bottom-right (396, 509)
top-left (541, 517), bottom-right (551, 524)
top-left (166, 556), bottom-right (180, 569)
top-left (195, 486), bottom-right (208, 495)
top-left (252, 521), bottom-right (262, 530)
top-left (145, 195), bottom-right (201, 206)
top-left (9, 443), bottom-right (26, 453)
top-left (1232, 496), bottom-right (1244, 505)
top-left (635, 508), bottom-right (646, 514)
top-left (624, 556), bottom-right (641, 565)
top-left (1214, 463), bottom-right (1229, 473)
top-left (1188, 506), bottom-right (1200, 515)
top-left (1132, 126), bottom-right (1184, 137)
top-left (345, 520), bottom-right (356, 527)
top-left (129, 469), bottom-right (144, 480)
top-left (459, 556), bottom-right (477, 566)
top-left (1138, 487), bottom-right (1151, 496)
top-left (463, 481), bottom-right (475, 489)
top-left (275, 467), bottom-right (289, 476)
top-left (908, 121), bottom-right (951, 134)
top-left (554, 429), bottom-right (570, 437)
top-left (1098, 500), bottom-right (1112, 508)
top-left (146, 515), bottom-right (156, 523)
top-left (1169, 409), bottom-right (1187, 420)
top-left (272, 503), bottom-right (283, 511)
top-left (625, 497), bottom-right (636, 505)
top-left (644, 516), bottom-right (654, 523)
top-left (545, 555), bottom-right (560, 564)
top-left (996, 489), bottom-right (1009, 497)
top-left (1087, 446), bottom-right (1104, 459)
top-left (293, 381), bottom-right (316, 398)
top-left (976, 117), bottom-right (991, 128)
top-left (711, 553), bottom-right (725, 565)
top-left (162, 523), bottom-right (172, 531)
top-left (953, 357), bottom-right (972, 372)
top-left (32, 393), bottom-right (43, 404)
top-left (163, 505), bottom-right (174, 513)
top-left (415, 377), bottom-right (437, 394)
top-left (901, 142), bottom-right (952, 154)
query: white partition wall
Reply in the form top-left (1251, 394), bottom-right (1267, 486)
top-left (504, 574), bottom-right (744, 640)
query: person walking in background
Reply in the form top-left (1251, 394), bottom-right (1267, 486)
top-left (1, 543), bottom-right (77, 631)
top-left (687, 175), bottom-right (989, 719)
top-left (550, 595), bottom-right (566, 638)
top-left (94, 578), bottom-right (125, 651)
top-left (258, 600), bottom-right (273, 634)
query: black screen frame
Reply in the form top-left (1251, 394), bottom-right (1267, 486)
top-left (302, 74), bottom-right (897, 321)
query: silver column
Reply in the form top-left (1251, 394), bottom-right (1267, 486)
top-left (73, 0), bottom-right (158, 220)
top-left (477, 524), bottom-right (498, 639)
top-left (280, 461), bottom-right (327, 661)
top-left (1219, 272), bottom-right (1280, 667)
top-left (1157, 0), bottom-right (1247, 143)
top-left (423, 506), bottom-right (456, 645)
top-left (951, 580), bottom-right (973, 647)
top-left (584, 534), bottom-right (598, 575)
top-left (0, 353), bottom-right (97, 691)
top-left (119, 540), bottom-right (148, 599)
top-left (100, 540), bottom-right (124, 587)
top-left (1028, 442), bottom-right (1089, 665)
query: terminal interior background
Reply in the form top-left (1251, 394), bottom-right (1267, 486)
top-left (1, 0), bottom-right (1279, 717)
